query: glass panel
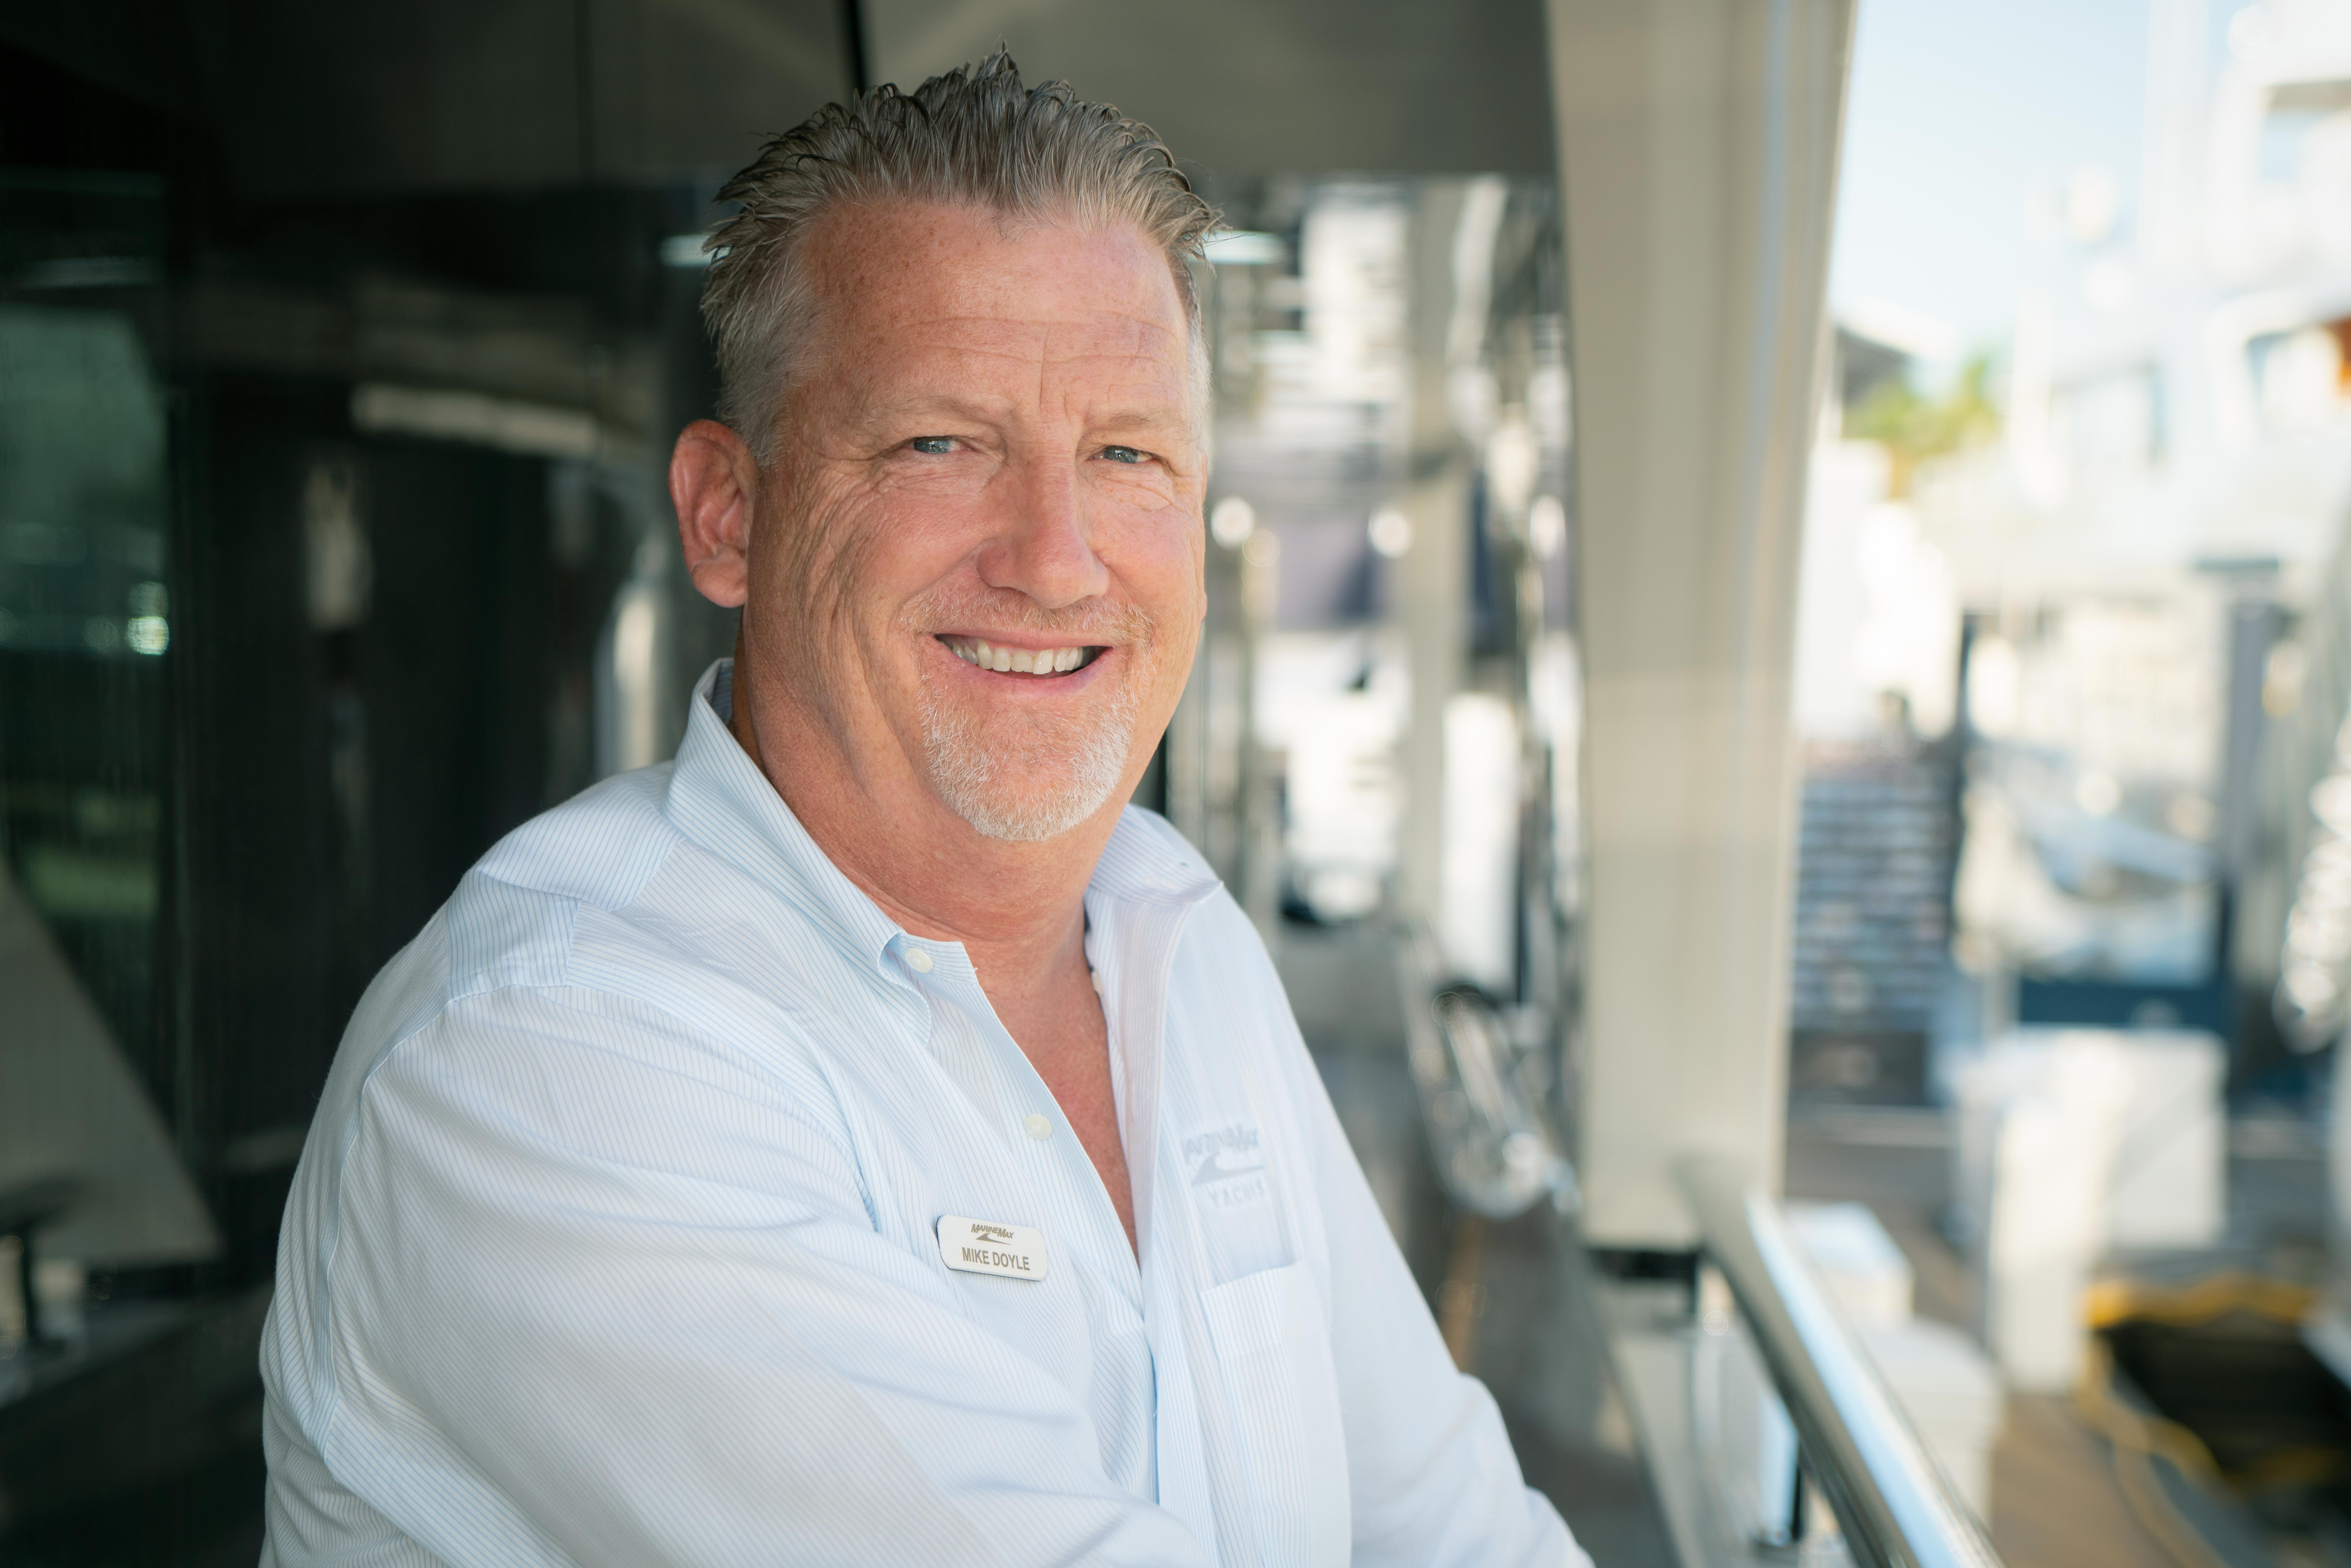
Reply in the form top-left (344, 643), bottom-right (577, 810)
top-left (0, 172), bottom-right (174, 1104)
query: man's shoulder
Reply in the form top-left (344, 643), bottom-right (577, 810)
top-left (471, 765), bottom-right (685, 913)
top-left (299, 764), bottom-right (853, 1194)
top-left (425, 763), bottom-right (719, 987)
top-left (355, 762), bottom-right (874, 1078)
top-left (308, 768), bottom-right (694, 1106)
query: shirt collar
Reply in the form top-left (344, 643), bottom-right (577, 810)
top-left (663, 659), bottom-right (1220, 972)
top-left (664, 659), bottom-right (904, 973)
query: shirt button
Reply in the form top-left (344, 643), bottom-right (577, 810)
top-left (1089, 969), bottom-right (1103, 994)
top-left (1024, 1113), bottom-right (1053, 1141)
top-left (906, 948), bottom-right (933, 973)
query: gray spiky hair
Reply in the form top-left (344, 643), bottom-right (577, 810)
top-left (699, 51), bottom-right (1219, 462)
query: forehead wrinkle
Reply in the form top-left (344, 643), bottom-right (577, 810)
top-left (838, 232), bottom-right (1183, 336)
top-left (850, 300), bottom-right (1181, 359)
top-left (794, 199), bottom-right (1195, 383)
top-left (840, 311), bottom-right (1165, 388)
top-left (809, 237), bottom-right (1195, 442)
top-left (1035, 315), bottom-right (1194, 427)
top-left (838, 325), bottom-right (1190, 436)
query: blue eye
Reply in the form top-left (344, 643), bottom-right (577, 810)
top-left (1100, 445), bottom-right (1145, 464)
top-left (909, 436), bottom-right (955, 455)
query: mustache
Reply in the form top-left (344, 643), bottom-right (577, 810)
top-left (899, 585), bottom-right (1154, 646)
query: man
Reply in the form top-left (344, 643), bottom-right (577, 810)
top-left (260, 53), bottom-right (1585, 1568)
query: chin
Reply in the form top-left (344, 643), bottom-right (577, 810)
top-left (918, 700), bottom-right (1138, 844)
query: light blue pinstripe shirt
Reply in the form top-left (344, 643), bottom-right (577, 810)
top-left (259, 660), bottom-right (1582, 1568)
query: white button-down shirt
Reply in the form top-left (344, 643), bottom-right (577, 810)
top-left (260, 661), bottom-right (1583, 1568)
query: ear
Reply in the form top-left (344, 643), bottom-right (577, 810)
top-left (670, 420), bottom-right (762, 608)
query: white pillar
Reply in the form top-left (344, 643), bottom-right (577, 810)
top-left (1546, 0), bottom-right (1855, 1245)
top-left (1396, 182), bottom-right (1474, 936)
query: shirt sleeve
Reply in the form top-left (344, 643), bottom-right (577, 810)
top-left (301, 985), bottom-right (1210, 1568)
top-left (1286, 1038), bottom-right (1593, 1568)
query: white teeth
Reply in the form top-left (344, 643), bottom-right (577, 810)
top-left (943, 637), bottom-right (1094, 673)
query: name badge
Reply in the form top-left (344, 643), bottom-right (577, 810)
top-left (936, 1215), bottom-right (1049, 1282)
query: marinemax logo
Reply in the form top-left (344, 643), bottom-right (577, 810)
top-left (1184, 1122), bottom-right (1264, 1186)
top-left (968, 1222), bottom-right (1015, 1243)
top-left (1184, 1122), bottom-right (1269, 1211)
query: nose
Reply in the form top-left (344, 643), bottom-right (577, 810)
top-left (974, 453), bottom-right (1110, 611)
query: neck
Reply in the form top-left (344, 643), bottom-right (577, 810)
top-left (726, 638), bottom-right (1116, 990)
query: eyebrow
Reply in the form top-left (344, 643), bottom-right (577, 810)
top-left (848, 393), bottom-right (1197, 444)
top-left (1086, 412), bottom-right (1198, 451)
top-left (847, 391), bottom-right (1013, 430)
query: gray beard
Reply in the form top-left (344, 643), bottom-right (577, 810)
top-left (917, 674), bottom-right (1140, 843)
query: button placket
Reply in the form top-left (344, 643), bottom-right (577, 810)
top-left (927, 947), bottom-right (1135, 1302)
top-left (1004, 1064), bottom-right (1131, 1298)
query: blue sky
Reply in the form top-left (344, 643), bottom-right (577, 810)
top-left (1829, 0), bottom-right (2159, 356)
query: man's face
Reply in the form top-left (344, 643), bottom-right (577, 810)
top-left (747, 202), bottom-right (1206, 843)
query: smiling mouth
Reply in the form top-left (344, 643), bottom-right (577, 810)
top-left (939, 635), bottom-right (1106, 676)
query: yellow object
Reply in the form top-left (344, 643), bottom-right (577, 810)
top-left (2072, 1272), bottom-right (2343, 1568)
top-left (2082, 1272), bottom-right (2315, 1331)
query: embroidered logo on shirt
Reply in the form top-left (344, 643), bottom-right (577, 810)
top-left (1183, 1122), bottom-right (1269, 1211)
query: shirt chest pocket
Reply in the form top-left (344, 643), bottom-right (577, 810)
top-left (1182, 1119), bottom-right (1287, 1282)
top-left (1199, 1261), bottom-right (1351, 1568)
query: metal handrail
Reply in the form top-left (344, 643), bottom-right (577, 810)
top-left (1676, 1156), bottom-right (2005, 1568)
